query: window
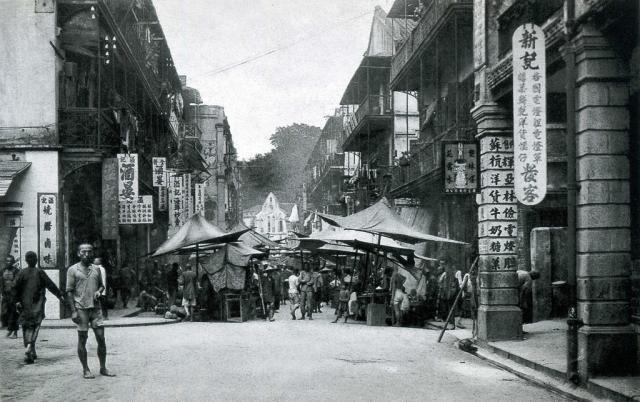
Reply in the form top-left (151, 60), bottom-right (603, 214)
top-left (279, 220), bottom-right (284, 232)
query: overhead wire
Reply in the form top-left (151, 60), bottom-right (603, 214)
top-left (193, 9), bottom-right (373, 78)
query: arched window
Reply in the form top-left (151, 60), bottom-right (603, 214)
top-left (278, 220), bottom-right (284, 232)
top-left (267, 221), bottom-right (271, 233)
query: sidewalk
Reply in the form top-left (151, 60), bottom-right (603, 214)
top-left (41, 299), bottom-right (180, 329)
top-left (427, 318), bottom-right (640, 401)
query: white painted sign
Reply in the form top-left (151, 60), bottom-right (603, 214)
top-left (168, 173), bottom-right (184, 234)
top-left (37, 193), bottom-right (57, 268)
top-left (117, 153), bottom-right (139, 202)
top-left (195, 183), bottom-right (205, 215)
top-left (152, 157), bottom-right (167, 187)
top-left (513, 23), bottom-right (547, 205)
top-left (119, 195), bottom-right (154, 224)
top-left (158, 186), bottom-right (168, 212)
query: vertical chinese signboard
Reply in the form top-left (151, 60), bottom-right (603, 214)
top-left (168, 172), bottom-right (184, 235)
top-left (478, 137), bottom-right (518, 271)
top-left (117, 153), bottom-right (138, 202)
top-left (152, 157), bottom-right (167, 187)
top-left (512, 24), bottom-right (546, 205)
top-left (183, 174), bottom-right (192, 219)
top-left (443, 141), bottom-right (479, 194)
top-left (195, 183), bottom-right (205, 215)
top-left (158, 186), bottom-right (167, 212)
top-left (38, 193), bottom-right (57, 268)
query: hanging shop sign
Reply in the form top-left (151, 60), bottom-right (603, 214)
top-left (158, 186), bottom-right (168, 212)
top-left (512, 23), bottom-right (547, 205)
top-left (183, 174), bottom-right (192, 219)
top-left (195, 183), bottom-right (205, 215)
top-left (117, 153), bottom-right (138, 202)
top-left (119, 195), bottom-right (153, 225)
top-left (102, 158), bottom-right (119, 240)
top-left (443, 141), bottom-right (479, 194)
top-left (152, 157), bottom-right (167, 187)
top-left (37, 193), bottom-right (57, 268)
top-left (168, 172), bottom-right (184, 233)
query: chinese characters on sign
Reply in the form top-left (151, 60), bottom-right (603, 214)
top-left (37, 193), bottom-right (57, 268)
top-left (152, 157), bottom-right (167, 187)
top-left (443, 141), bottom-right (478, 194)
top-left (158, 186), bottom-right (168, 212)
top-left (195, 183), bottom-right (205, 215)
top-left (119, 196), bottom-right (154, 224)
top-left (117, 153), bottom-right (139, 202)
top-left (168, 172), bottom-right (184, 235)
top-left (183, 174), bottom-right (192, 219)
top-left (512, 24), bottom-right (547, 205)
top-left (477, 136), bottom-right (518, 272)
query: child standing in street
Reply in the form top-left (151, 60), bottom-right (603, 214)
top-left (332, 284), bottom-right (350, 323)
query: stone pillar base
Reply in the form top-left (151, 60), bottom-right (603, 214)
top-left (477, 305), bottom-right (522, 341)
top-left (578, 325), bottom-right (637, 378)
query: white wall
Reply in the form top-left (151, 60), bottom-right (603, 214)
top-left (2, 150), bottom-right (61, 318)
top-left (0, 1), bottom-right (57, 130)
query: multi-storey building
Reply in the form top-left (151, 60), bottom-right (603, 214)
top-left (385, 0), bottom-right (477, 265)
top-left (472, 0), bottom-right (638, 378)
top-left (0, 0), bottom-right (207, 316)
top-left (303, 113), bottom-right (348, 217)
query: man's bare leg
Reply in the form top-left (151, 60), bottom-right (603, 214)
top-left (77, 331), bottom-right (94, 378)
top-left (93, 327), bottom-right (115, 376)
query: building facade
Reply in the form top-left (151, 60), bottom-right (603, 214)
top-left (250, 193), bottom-right (295, 241)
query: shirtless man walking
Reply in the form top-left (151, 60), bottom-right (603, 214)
top-left (66, 243), bottom-right (115, 379)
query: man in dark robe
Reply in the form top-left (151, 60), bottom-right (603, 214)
top-left (13, 251), bottom-right (64, 364)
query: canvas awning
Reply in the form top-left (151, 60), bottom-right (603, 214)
top-left (201, 242), bottom-right (264, 292)
top-left (152, 214), bottom-right (250, 257)
top-left (0, 161), bottom-right (31, 197)
top-left (231, 223), bottom-right (281, 250)
top-left (317, 197), bottom-right (468, 245)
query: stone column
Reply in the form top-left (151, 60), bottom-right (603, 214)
top-left (574, 23), bottom-right (636, 377)
top-left (473, 102), bottom-right (522, 341)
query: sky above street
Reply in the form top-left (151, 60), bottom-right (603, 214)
top-left (154, 0), bottom-right (392, 160)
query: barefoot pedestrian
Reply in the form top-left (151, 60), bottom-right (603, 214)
top-left (66, 243), bottom-right (115, 379)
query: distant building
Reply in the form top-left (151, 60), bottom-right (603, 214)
top-left (249, 193), bottom-right (296, 241)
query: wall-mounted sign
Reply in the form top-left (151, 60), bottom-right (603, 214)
top-left (119, 195), bottom-right (153, 225)
top-left (443, 141), bottom-right (478, 194)
top-left (512, 23), bottom-right (547, 205)
top-left (117, 153), bottom-right (138, 202)
top-left (37, 193), bottom-right (57, 268)
top-left (152, 157), bottom-right (167, 187)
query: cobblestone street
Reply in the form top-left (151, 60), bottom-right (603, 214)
top-left (0, 310), bottom-right (563, 401)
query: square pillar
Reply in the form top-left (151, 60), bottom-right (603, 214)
top-left (573, 23), bottom-right (636, 378)
top-left (473, 102), bottom-right (522, 341)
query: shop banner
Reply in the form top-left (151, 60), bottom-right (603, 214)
top-left (119, 195), bottom-right (153, 224)
top-left (168, 172), bottom-right (184, 234)
top-left (443, 141), bottom-right (478, 194)
top-left (117, 153), bottom-right (138, 202)
top-left (37, 193), bottom-right (57, 268)
top-left (152, 157), bottom-right (167, 187)
top-left (513, 23), bottom-right (547, 205)
top-left (158, 186), bottom-right (168, 212)
top-left (195, 183), bottom-right (205, 215)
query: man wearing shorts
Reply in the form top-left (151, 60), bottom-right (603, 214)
top-left (66, 243), bottom-right (115, 379)
top-left (287, 268), bottom-right (300, 320)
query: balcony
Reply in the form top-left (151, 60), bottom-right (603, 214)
top-left (390, 0), bottom-right (473, 86)
top-left (390, 141), bottom-right (440, 195)
top-left (343, 95), bottom-right (392, 151)
top-left (58, 107), bottom-right (122, 149)
top-left (308, 153), bottom-right (345, 197)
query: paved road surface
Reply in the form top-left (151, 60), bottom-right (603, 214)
top-left (0, 309), bottom-right (564, 401)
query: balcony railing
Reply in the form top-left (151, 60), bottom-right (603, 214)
top-left (308, 153), bottom-right (345, 195)
top-left (344, 94), bottom-right (392, 138)
top-left (391, 141), bottom-right (438, 190)
top-left (390, 0), bottom-right (473, 84)
top-left (58, 107), bottom-right (121, 148)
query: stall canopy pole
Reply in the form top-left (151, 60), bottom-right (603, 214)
top-left (438, 256), bottom-right (479, 343)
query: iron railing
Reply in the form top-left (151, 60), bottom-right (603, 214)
top-left (390, 0), bottom-right (473, 83)
top-left (344, 94), bottom-right (392, 139)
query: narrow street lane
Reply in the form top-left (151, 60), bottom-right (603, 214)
top-left (0, 310), bottom-right (563, 401)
